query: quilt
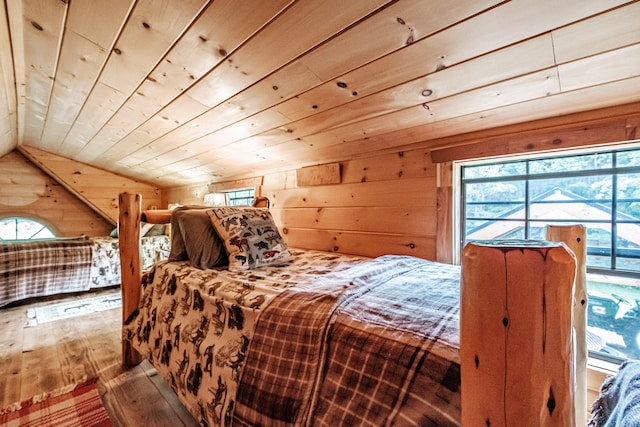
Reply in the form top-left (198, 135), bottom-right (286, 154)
top-left (90, 235), bottom-right (170, 288)
top-left (125, 249), bottom-right (461, 426)
top-left (0, 238), bottom-right (93, 307)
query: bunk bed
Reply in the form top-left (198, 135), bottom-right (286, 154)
top-left (0, 229), bottom-right (169, 307)
top-left (118, 193), bottom-right (585, 426)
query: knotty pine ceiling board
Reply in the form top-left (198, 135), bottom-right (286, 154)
top-left (104, 0), bottom-right (503, 178)
top-left (77, 0), bottom-right (294, 165)
top-left (82, 0), bottom-right (393, 171)
top-left (116, 0), bottom-right (637, 184)
top-left (4, 0), bottom-right (640, 187)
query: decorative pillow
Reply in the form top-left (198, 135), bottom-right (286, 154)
top-left (207, 207), bottom-right (293, 271)
top-left (109, 222), bottom-right (163, 238)
top-left (168, 207), bottom-right (227, 269)
top-left (144, 224), bottom-right (166, 236)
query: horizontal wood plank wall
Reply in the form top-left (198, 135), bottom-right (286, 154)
top-left (0, 150), bottom-right (113, 236)
top-left (19, 146), bottom-right (162, 223)
top-left (263, 149), bottom-right (437, 260)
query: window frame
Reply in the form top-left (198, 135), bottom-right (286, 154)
top-left (457, 144), bottom-right (640, 279)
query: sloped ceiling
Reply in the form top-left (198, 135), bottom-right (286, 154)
top-left (1, 0), bottom-right (639, 188)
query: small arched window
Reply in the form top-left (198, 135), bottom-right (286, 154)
top-left (0, 217), bottom-right (56, 240)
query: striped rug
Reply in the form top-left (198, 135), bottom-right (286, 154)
top-left (0, 378), bottom-right (112, 426)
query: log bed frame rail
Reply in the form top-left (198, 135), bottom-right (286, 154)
top-left (118, 192), bottom-right (172, 366)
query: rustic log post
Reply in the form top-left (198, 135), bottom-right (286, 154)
top-left (118, 192), bottom-right (143, 366)
top-left (546, 225), bottom-right (587, 427)
top-left (461, 240), bottom-right (576, 427)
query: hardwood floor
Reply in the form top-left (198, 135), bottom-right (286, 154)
top-left (0, 288), bottom-right (199, 426)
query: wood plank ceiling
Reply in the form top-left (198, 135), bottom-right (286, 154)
top-left (0, 0), bottom-right (638, 187)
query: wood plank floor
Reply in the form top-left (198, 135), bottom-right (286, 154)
top-left (0, 288), bottom-right (199, 426)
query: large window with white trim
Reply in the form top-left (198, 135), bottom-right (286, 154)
top-left (460, 146), bottom-right (640, 362)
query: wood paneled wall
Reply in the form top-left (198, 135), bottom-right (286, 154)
top-left (262, 149), bottom-right (437, 259)
top-left (0, 151), bottom-right (113, 237)
top-left (19, 146), bottom-right (162, 223)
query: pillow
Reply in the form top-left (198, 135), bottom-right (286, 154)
top-left (207, 207), bottom-right (293, 271)
top-left (168, 207), bottom-right (227, 269)
top-left (143, 224), bottom-right (166, 237)
top-left (109, 222), bottom-right (162, 238)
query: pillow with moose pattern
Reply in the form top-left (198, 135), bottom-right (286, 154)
top-left (207, 207), bottom-right (293, 271)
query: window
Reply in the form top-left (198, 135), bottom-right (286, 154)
top-left (460, 146), bottom-right (640, 362)
top-left (0, 217), bottom-right (56, 240)
top-left (203, 188), bottom-right (255, 207)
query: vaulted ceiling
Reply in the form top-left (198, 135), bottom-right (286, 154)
top-left (0, 0), bottom-right (638, 188)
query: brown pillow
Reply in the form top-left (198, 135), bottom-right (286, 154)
top-left (168, 207), bottom-right (227, 269)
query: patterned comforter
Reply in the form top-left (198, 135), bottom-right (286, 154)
top-left (125, 249), bottom-right (461, 426)
top-left (90, 235), bottom-right (170, 288)
top-left (0, 235), bottom-right (170, 307)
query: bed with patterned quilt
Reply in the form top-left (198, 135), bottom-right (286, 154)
top-left (0, 232), bottom-right (169, 307)
top-left (119, 194), bottom-right (461, 426)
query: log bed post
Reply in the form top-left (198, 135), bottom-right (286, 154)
top-left (118, 192), bottom-right (143, 366)
top-left (546, 225), bottom-right (587, 427)
top-left (460, 240), bottom-right (576, 427)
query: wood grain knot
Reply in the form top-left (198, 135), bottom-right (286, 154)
top-left (31, 21), bottom-right (43, 31)
top-left (547, 388), bottom-right (556, 414)
top-left (336, 81), bottom-right (348, 88)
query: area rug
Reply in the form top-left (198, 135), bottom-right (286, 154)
top-left (0, 378), bottom-right (113, 426)
top-left (26, 291), bottom-right (121, 326)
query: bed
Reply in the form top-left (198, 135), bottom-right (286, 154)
top-left (118, 193), bottom-right (584, 426)
top-left (0, 230), bottom-right (169, 308)
top-left (119, 193), bottom-right (460, 426)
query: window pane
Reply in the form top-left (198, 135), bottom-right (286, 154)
top-left (0, 218), bottom-right (16, 240)
top-left (466, 220), bottom-right (525, 240)
top-left (529, 176), bottom-right (612, 201)
top-left (617, 173), bottom-right (640, 219)
top-left (529, 152), bottom-right (611, 174)
top-left (0, 218), bottom-right (55, 240)
top-left (587, 274), bottom-right (640, 359)
top-left (615, 225), bottom-right (640, 271)
top-left (463, 161), bottom-right (526, 179)
top-left (465, 181), bottom-right (525, 215)
top-left (616, 149), bottom-right (640, 168)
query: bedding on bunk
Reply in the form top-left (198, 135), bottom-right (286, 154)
top-left (0, 237), bottom-right (92, 307)
top-left (124, 248), bottom-right (461, 426)
top-left (90, 235), bottom-right (170, 288)
top-left (0, 233), bottom-right (170, 307)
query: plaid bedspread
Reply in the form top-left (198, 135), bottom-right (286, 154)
top-left (126, 250), bottom-right (461, 426)
top-left (234, 255), bottom-right (461, 426)
top-left (125, 249), bottom-right (369, 426)
top-left (0, 238), bottom-right (93, 307)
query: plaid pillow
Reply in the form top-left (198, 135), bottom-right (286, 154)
top-left (207, 207), bottom-right (293, 271)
